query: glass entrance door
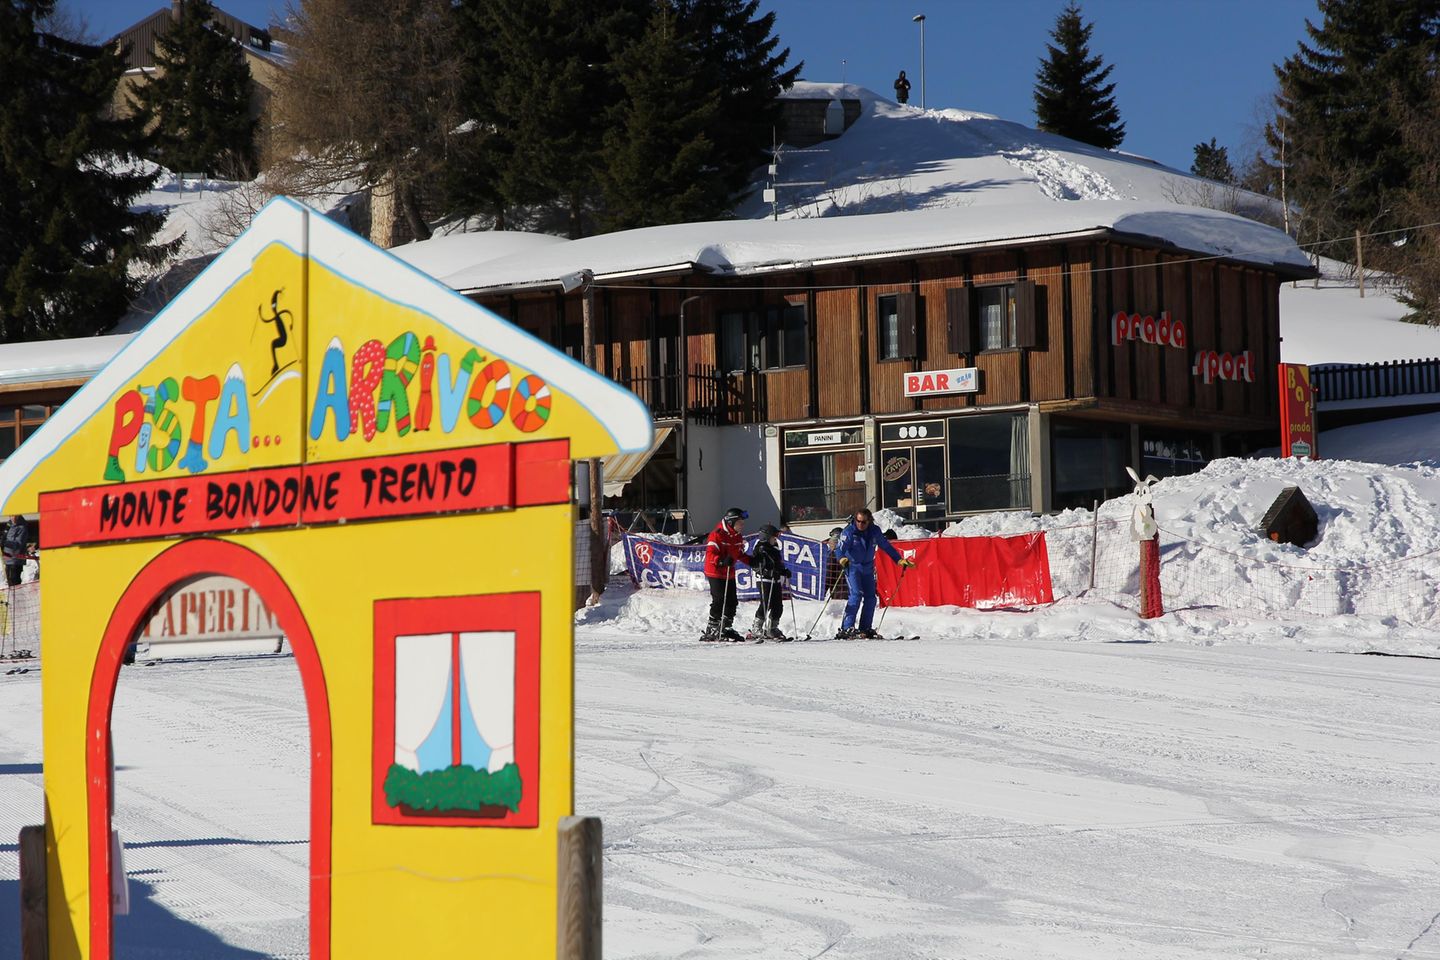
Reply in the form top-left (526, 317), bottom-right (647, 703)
top-left (912, 444), bottom-right (947, 517)
top-left (881, 443), bottom-right (948, 521)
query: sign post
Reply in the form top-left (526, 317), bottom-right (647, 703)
top-left (1278, 362), bottom-right (1317, 459)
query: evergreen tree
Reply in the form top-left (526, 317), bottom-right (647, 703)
top-left (456, 0), bottom-right (648, 238)
top-left (1268, 0), bottom-right (1440, 250)
top-left (676, 0), bottom-right (801, 205)
top-left (130, 0), bottom-right (256, 178)
top-left (599, 4), bottom-right (722, 230)
top-left (0, 1), bottom-right (174, 340)
top-left (1191, 138), bottom-right (1236, 184)
top-left (1033, 2), bottom-right (1125, 149)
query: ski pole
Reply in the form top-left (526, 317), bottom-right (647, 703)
top-left (722, 557), bottom-right (737, 639)
top-left (876, 564), bottom-right (909, 636)
top-left (803, 565), bottom-right (846, 640)
top-left (788, 578), bottom-right (799, 637)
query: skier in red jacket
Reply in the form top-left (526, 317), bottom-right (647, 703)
top-left (702, 506), bottom-right (753, 641)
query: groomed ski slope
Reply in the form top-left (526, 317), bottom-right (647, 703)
top-left (2, 619), bottom-right (1437, 959)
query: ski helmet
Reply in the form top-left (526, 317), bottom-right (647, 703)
top-left (828, 527), bottom-right (843, 540)
top-left (722, 506), bottom-right (748, 524)
top-left (759, 523), bottom-right (780, 538)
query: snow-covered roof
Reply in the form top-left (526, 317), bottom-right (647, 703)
top-left (390, 230), bottom-right (568, 280)
top-left (0, 334), bottom-right (134, 388)
top-left (750, 82), bottom-right (1272, 218)
top-left (439, 200), bottom-right (1312, 294)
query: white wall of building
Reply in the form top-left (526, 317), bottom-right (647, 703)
top-left (685, 423), bottom-right (781, 528)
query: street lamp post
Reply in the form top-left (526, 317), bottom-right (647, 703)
top-left (912, 13), bottom-right (926, 110)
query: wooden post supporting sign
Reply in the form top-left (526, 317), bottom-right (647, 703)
top-left (557, 816), bottom-right (602, 960)
top-left (20, 824), bottom-right (48, 960)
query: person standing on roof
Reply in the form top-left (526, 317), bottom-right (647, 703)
top-left (894, 70), bottom-right (911, 105)
top-left (702, 507), bottom-right (753, 641)
top-left (833, 508), bottom-right (912, 638)
top-left (747, 523), bottom-right (791, 640)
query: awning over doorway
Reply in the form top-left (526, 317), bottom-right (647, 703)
top-left (602, 425), bottom-right (672, 497)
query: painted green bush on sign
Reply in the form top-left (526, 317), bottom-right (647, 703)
top-left (384, 762), bottom-right (523, 814)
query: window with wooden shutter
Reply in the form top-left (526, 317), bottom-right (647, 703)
top-left (896, 292), bottom-right (918, 358)
top-left (1015, 280), bottom-right (1040, 349)
top-left (946, 286), bottom-right (972, 355)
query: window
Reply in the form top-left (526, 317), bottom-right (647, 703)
top-left (947, 413), bottom-right (1030, 512)
top-left (1051, 420), bottom-right (1129, 511)
top-left (0, 403), bottom-right (55, 461)
top-left (1142, 432), bottom-right (1209, 479)
top-left (372, 593), bottom-right (541, 828)
top-left (773, 304), bottom-right (808, 368)
top-left (781, 425), bottom-right (866, 523)
top-left (877, 295), bottom-right (902, 360)
top-left (977, 284), bottom-right (1017, 351)
top-left (876, 292), bottom-right (921, 361)
top-left (720, 311), bottom-right (749, 373)
top-left (720, 304), bottom-right (808, 372)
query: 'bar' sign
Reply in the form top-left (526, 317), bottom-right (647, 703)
top-left (904, 367), bottom-right (979, 397)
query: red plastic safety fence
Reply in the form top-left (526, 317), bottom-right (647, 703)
top-left (877, 533), bottom-right (1054, 609)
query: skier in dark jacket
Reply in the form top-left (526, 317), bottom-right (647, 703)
top-left (747, 524), bottom-right (791, 640)
top-left (833, 508), bottom-right (912, 638)
top-left (702, 507), bottom-right (753, 641)
top-left (3, 514), bottom-right (29, 587)
top-left (894, 70), bottom-right (911, 105)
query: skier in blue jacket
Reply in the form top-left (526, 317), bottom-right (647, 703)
top-left (833, 508), bottom-right (913, 638)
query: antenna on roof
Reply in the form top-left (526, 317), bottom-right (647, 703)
top-left (766, 129), bottom-right (779, 221)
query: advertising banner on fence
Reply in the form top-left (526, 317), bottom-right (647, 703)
top-left (623, 534), bottom-right (829, 600)
top-left (876, 533), bottom-right (1054, 608)
top-left (1278, 362), bottom-right (1317, 459)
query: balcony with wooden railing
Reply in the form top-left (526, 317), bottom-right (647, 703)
top-left (615, 364), bottom-right (768, 425)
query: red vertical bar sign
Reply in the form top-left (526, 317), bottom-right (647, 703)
top-left (451, 632), bottom-right (462, 768)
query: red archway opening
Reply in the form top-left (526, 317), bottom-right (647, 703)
top-left (85, 538), bottom-right (331, 960)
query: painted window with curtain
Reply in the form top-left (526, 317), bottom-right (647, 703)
top-left (372, 593), bottom-right (541, 828)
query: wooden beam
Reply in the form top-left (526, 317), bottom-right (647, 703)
top-left (557, 815), bottom-right (602, 960)
top-left (20, 824), bottom-right (47, 960)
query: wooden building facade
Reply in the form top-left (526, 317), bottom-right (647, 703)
top-left (470, 227), bottom-right (1310, 531)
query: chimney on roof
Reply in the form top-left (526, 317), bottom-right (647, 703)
top-left (171, 0), bottom-right (183, 22)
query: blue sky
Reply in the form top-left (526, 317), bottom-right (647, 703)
top-left (71, 0), bottom-right (1319, 172)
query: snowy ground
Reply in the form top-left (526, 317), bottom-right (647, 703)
top-left (3, 593), bottom-right (1439, 959)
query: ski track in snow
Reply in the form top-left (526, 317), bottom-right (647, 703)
top-left (996, 147), bottom-right (1122, 202)
top-left (4, 616), bottom-right (1439, 959)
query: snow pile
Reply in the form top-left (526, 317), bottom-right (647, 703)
top-left (593, 457), bottom-right (1440, 650)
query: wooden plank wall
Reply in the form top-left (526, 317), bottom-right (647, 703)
top-left (864, 262), bottom-right (913, 415)
top-left (1190, 264), bottom-right (1218, 413)
top-left (1026, 247), bottom-right (1068, 402)
top-left (970, 251), bottom-right (1024, 406)
top-left (815, 268), bottom-right (860, 419)
top-left (1069, 244), bottom-right (1094, 400)
top-left (1163, 256), bottom-right (1191, 408)
top-left (470, 239), bottom-right (1284, 432)
top-left (762, 276), bottom-right (809, 422)
top-left (1217, 266), bottom-right (1244, 413)
top-left (916, 258), bottom-right (964, 412)
top-left (1131, 249), bottom-right (1161, 405)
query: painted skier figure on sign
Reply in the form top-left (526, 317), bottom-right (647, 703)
top-left (701, 507), bottom-right (753, 642)
top-left (834, 508), bottom-right (913, 639)
top-left (258, 289), bottom-right (292, 376)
